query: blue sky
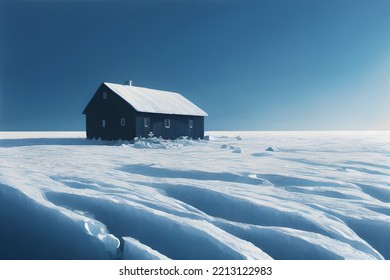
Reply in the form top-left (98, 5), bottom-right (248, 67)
top-left (1, 0), bottom-right (389, 131)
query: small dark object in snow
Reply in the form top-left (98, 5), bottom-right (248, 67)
top-left (266, 147), bottom-right (274, 152)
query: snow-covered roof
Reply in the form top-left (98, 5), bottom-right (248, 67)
top-left (104, 82), bottom-right (208, 117)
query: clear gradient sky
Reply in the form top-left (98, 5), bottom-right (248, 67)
top-left (1, 0), bottom-right (390, 131)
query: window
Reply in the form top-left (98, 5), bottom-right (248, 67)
top-left (164, 119), bottom-right (170, 128)
top-left (121, 118), bottom-right (126, 126)
top-left (103, 92), bottom-right (107, 99)
top-left (189, 119), bottom-right (193, 129)
top-left (144, 117), bottom-right (150, 128)
top-left (102, 119), bottom-right (106, 128)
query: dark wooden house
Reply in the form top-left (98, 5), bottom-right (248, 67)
top-left (82, 82), bottom-right (208, 140)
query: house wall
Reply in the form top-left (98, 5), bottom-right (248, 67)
top-left (135, 113), bottom-right (204, 140)
top-left (83, 84), bottom-right (137, 140)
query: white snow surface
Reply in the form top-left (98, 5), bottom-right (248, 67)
top-left (0, 131), bottom-right (389, 260)
top-left (104, 82), bottom-right (208, 116)
top-left (123, 236), bottom-right (170, 260)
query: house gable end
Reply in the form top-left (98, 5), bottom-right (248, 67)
top-left (82, 83), bottom-right (137, 115)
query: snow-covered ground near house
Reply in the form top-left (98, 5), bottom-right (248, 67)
top-left (0, 131), bottom-right (389, 260)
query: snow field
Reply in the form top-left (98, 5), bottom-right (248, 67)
top-left (0, 131), bottom-right (389, 259)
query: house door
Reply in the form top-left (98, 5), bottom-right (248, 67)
top-left (162, 118), bottom-right (170, 139)
top-left (143, 117), bottom-right (151, 137)
top-left (188, 119), bottom-right (194, 139)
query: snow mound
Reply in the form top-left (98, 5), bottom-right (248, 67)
top-left (133, 137), bottom-right (167, 149)
top-left (84, 220), bottom-right (120, 256)
top-left (220, 144), bottom-right (242, 153)
top-left (132, 136), bottom-right (199, 149)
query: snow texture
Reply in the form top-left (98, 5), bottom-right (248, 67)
top-left (123, 237), bottom-right (171, 260)
top-left (104, 82), bottom-right (208, 116)
top-left (0, 131), bottom-right (389, 260)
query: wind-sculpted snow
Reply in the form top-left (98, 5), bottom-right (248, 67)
top-left (122, 237), bottom-right (170, 260)
top-left (0, 131), bottom-right (389, 259)
top-left (0, 183), bottom-right (114, 259)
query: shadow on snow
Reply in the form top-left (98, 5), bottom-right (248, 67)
top-left (0, 184), bottom-right (110, 260)
top-left (0, 138), bottom-right (128, 148)
top-left (120, 164), bottom-right (267, 186)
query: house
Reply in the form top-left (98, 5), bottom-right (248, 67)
top-left (82, 81), bottom-right (208, 140)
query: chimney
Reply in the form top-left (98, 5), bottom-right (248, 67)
top-left (125, 80), bottom-right (132, 86)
